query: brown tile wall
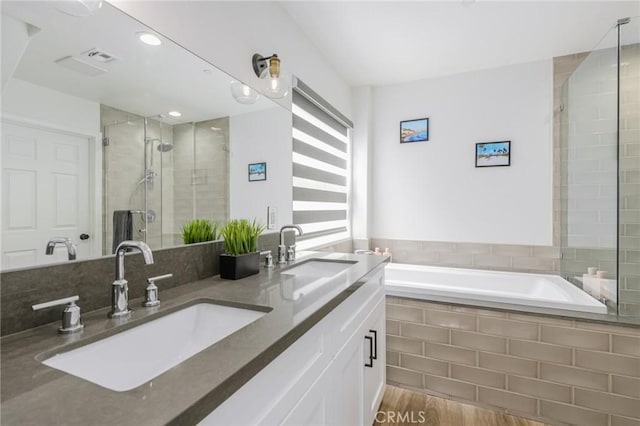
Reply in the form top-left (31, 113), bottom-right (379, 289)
top-left (386, 296), bottom-right (640, 425)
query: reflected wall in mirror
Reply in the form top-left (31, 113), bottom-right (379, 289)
top-left (1, 1), bottom-right (292, 271)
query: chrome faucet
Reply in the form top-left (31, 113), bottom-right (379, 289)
top-left (110, 240), bottom-right (154, 318)
top-left (45, 237), bottom-right (77, 260)
top-left (278, 225), bottom-right (303, 264)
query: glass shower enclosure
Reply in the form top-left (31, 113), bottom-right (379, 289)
top-left (101, 106), bottom-right (229, 255)
top-left (560, 17), bottom-right (640, 316)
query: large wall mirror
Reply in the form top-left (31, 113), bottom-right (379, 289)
top-left (1, 1), bottom-right (292, 271)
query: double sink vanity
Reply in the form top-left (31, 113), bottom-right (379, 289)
top-left (1, 251), bottom-right (388, 425)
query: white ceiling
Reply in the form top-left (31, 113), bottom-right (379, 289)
top-left (280, 1), bottom-right (640, 86)
top-left (2, 1), bottom-right (276, 123)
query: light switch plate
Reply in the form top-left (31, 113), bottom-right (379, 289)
top-left (267, 206), bottom-right (277, 230)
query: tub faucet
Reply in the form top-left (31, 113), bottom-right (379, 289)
top-left (45, 237), bottom-right (77, 260)
top-left (278, 225), bottom-right (303, 264)
top-left (110, 240), bottom-right (154, 318)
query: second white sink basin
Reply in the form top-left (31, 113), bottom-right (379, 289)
top-left (43, 302), bottom-right (268, 391)
top-left (281, 259), bottom-right (356, 278)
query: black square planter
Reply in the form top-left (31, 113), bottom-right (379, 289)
top-left (219, 251), bottom-right (260, 280)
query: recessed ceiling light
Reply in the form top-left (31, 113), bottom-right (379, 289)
top-left (137, 32), bottom-right (162, 46)
top-left (168, 111), bottom-right (182, 117)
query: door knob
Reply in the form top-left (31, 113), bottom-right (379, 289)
top-left (80, 233), bottom-right (90, 240)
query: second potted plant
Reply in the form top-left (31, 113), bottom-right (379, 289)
top-left (219, 218), bottom-right (265, 280)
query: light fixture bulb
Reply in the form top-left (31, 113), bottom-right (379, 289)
top-left (230, 80), bottom-right (259, 105)
top-left (263, 73), bottom-right (289, 99)
top-left (168, 111), bottom-right (181, 117)
top-left (138, 32), bottom-right (162, 46)
top-left (251, 53), bottom-right (290, 99)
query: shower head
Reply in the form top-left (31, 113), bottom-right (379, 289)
top-left (156, 141), bottom-right (174, 152)
top-left (145, 137), bottom-right (173, 152)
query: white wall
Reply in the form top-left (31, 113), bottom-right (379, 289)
top-left (229, 107), bottom-right (292, 228)
top-left (351, 86), bottom-right (374, 241)
top-left (2, 79), bottom-right (100, 136)
top-left (370, 60), bottom-right (553, 246)
top-left (111, 1), bottom-right (352, 119)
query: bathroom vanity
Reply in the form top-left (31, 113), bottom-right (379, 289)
top-left (0, 252), bottom-right (387, 425)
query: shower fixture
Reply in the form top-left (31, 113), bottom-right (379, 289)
top-left (137, 169), bottom-right (157, 184)
top-left (156, 141), bottom-right (174, 152)
top-left (145, 137), bottom-right (174, 152)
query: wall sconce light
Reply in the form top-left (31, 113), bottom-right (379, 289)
top-left (230, 80), bottom-right (259, 104)
top-left (252, 53), bottom-right (290, 99)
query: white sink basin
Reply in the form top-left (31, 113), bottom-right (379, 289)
top-left (281, 260), bottom-right (355, 278)
top-left (43, 303), bottom-right (267, 391)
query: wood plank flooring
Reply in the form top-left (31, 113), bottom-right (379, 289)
top-left (373, 385), bottom-right (549, 426)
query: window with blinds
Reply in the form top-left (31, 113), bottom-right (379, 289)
top-left (292, 78), bottom-right (353, 250)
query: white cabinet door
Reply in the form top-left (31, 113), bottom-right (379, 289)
top-left (281, 365), bottom-right (333, 426)
top-left (332, 323), bottom-right (365, 426)
top-left (363, 299), bottom-right (386, 426)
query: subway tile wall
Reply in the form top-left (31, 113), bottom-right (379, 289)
top-left (386, 296), bottom-right (640, 425)
top-left (618, 43), bottom-right (640, 316)
top-left (369, 238), bottom-right (559, 274)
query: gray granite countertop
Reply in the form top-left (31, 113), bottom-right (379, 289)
top-left (1, 252), bottom-right (389, 426)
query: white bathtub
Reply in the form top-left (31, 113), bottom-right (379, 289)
top-left (384, 263), bottom-right (608, 314)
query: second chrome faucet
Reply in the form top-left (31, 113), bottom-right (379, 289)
top-left (110, 240), bottom-right (154, 318)
top-left (278, 225), bottom-right (303, 264)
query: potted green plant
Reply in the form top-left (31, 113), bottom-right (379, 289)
top-left (219, 218), bottom-right (265, 280)
top-left (181, 219), bottom-right (219, 244)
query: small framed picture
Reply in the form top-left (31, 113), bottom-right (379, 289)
top-left (248, 162), bottom-right (267, 181)
top-left (400, 118), bottom-right (429, 143)
top-left (476, 141), bottom-right (511, 167)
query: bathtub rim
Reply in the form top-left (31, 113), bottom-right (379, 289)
top-left (383, 263), bottom-right (640, 327)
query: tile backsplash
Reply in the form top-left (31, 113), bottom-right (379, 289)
top-left (369, 238), bottom-right (559, 274)
top-left (0, 232), bottom-right (291, 336)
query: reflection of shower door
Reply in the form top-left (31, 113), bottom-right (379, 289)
top-left (1, 121), bottom-right (92, 269)
top-left (102, 116), bottom-right (146, 253)
top-left (103, 115), bottom-right (169, 252)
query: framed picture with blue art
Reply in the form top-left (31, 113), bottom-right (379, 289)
top-left (475, 141), bottom-right (511, 167)
top-left (248, 162), bottom-right (267, 181)
top-left (400, 118), bottom-right (429, 143)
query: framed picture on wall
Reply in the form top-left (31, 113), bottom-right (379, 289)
top-left (400, 118), bottom-right (429, 143)
top-left (475, 141), bottom-right (511, 167)
top-left (248, 162), bottom-right (267, 181)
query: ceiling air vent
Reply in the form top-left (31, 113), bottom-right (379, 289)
top-left (81, 48), bottom-right (119, 64)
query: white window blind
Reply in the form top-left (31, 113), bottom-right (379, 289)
top-left (292, 78), bottom-right (353, 250)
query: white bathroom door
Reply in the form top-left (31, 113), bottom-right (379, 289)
top-left (1, 121), bottom-right (92, 269)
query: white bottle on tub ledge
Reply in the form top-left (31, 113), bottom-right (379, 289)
top-left (583, 267), bottom-right (600, 298)
top-left (383, 248), bottom-right (393, 262)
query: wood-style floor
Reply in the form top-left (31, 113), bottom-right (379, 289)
top-left (373, 385), bottom-right (548, 426)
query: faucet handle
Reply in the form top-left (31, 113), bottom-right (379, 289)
top-left (260, 250), bottom-right (273, 268)
top-left (286, 245), bottom-right (297, 262)
top-left (32, 295), bottom-right (84, 334)
top-left (143, 274), bottom-right (173, 307)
